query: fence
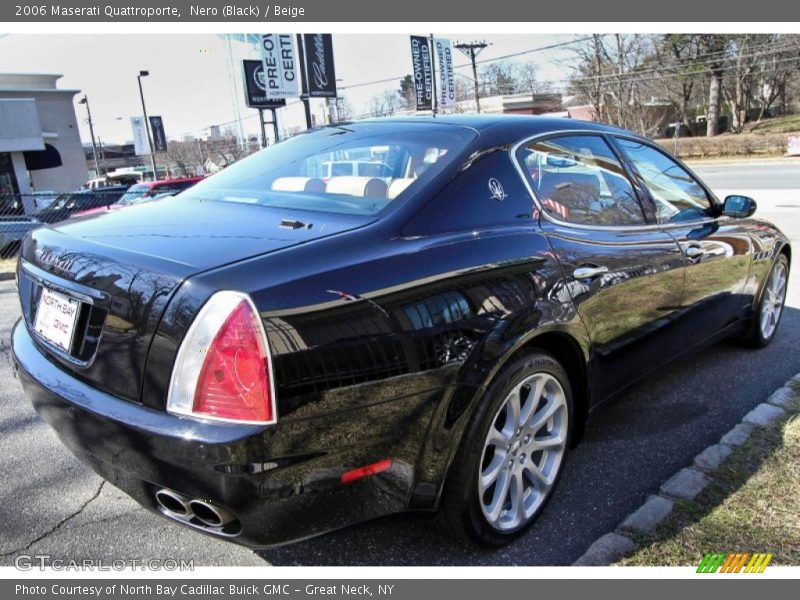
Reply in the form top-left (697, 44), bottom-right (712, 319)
top-left (0, 190), bottom-right (128, 258)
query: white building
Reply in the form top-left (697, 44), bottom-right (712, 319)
top-left (0, 73), bottom-right (89, 204)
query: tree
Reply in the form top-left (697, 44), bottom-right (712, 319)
top-left (164, 139), bottom-right (203, 177)
top-left (368, 89), bottom-right (404, 117)
top-left (699, 35), bottom-right (729, 136)
top-left (480, 62), bottom-right (517, 96)
top-left (399, 74), bottom-right (416, 110)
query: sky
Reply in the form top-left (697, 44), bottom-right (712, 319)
top-left (0, 33), bottom-right (581, 146)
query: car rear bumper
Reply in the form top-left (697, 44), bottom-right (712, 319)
top-left (11, 319), bottom-right (414, 547)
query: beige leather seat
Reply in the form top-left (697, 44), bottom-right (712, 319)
top-left (325, 177), bottom-right (388, 198)
top-left (271, 177), bottom-right (326, 193)
top-left (387, 178), bottom-right (415, 199)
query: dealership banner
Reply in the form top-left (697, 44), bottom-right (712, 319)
top-left (433, 37), bottom-right (456, 110)
top-left (409, 35), bottom-right (433, 111)
top-left (259, 34), bottom-right (299, 100)
top-left (242, 60), bottom-right (288, 109)
top-left (301, 34), bottom-right (337, 98)
top-left (129, 116), bottom-right (149, 156)
top-left (148, 116), bottom-right (167, 153)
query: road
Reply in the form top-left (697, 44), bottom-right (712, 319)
top-left (0, 159), bottom-right (798, 567)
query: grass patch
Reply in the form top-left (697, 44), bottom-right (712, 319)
top-left (620, 394), bottom-right (800, 566)
top-left (656, 132), bottom-right (795, 160)
top-left (748, 114), bottom-right (800, 134)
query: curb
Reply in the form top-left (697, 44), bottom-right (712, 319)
top-left (573, 373), bottom-right (800, 566)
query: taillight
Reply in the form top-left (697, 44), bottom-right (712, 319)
top-left (167, 291), bottom-right (276, 425)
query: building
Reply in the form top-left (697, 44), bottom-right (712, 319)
top-left (0, 73), bottom-right (89, 201)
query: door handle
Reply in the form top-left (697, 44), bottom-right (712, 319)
top-left (573, 266), bottom-right (609, 280)
top-left (683, 245), bottom-right (704, 259)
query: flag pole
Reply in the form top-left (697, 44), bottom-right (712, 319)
top-left (429, 34), bottom-right (438, 117)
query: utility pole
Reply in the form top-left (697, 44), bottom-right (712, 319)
top-left (454, 40), bottom-right (489, 113)
top-left (78, 95), bottom-right (100, 177)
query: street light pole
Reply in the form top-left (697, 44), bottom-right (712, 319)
top-left (137, 70), bottom-right (159, 181)
top-left (78, 95), bottom-right (101, 177)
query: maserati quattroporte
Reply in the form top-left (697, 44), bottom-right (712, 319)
top-left (12, 116), bottom-right (790, 547)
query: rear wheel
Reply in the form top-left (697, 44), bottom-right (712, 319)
top-left (440, 351), bottom-right (572, 545)
top-left (744, 255), bottom-right (789, 347)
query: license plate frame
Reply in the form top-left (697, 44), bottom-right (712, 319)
top-left (34, 287), bottom-right (81, 353)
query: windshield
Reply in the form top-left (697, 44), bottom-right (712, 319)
top-left (117, 184), bottom-right (151, 206)
top-left (181, 123), bottom-right (476, 216)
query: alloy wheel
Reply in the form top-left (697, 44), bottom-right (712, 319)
top-left (478, 372), bottom-right (568, 531)
top-left (760, 261), bottom-right (787, 340)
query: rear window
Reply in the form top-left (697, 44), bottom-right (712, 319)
top-left (181, 123), bottom-right (476, 216)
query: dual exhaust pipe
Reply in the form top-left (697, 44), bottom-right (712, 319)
top-left (154, 489), bottom-right (237, 529)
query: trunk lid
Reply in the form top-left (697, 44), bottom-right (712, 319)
top-left (18, 197), bottom-right (370, 403)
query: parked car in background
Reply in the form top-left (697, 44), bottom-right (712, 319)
top-left (11, 116), bottom-right (790, 549)
top-left (73, 177), bottom-right (204, 218)
top-left (0, 186), bottom-right (128, 257)
top-left (38, 186), bottom-right (129, 223)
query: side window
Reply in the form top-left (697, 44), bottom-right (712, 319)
top-left (516, 135), bottom-right (645, 226)
top-left (615, 138), bottom-right (713, 224)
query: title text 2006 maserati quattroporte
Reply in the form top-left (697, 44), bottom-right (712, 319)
top-left (12, 116), bottom-right (790, 547)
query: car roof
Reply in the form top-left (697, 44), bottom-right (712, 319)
top-left (353, 114), bottom-right (639, 146)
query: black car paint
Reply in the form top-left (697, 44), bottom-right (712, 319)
top-left (12, 115), bottom-right (791, 547)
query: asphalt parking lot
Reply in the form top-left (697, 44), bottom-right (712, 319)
top-left (1, 159), bottom-right (798, 567)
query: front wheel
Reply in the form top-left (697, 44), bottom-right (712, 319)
top-left (744, 255), bottom-right (789, 347)
top-left (440, 351), bottom-right (572, 545)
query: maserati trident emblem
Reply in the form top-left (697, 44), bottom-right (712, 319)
top-left (488, 178), bottom-right (506, 201)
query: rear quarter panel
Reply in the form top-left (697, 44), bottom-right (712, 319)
top-left (144, 221), bottom-right (587, 506)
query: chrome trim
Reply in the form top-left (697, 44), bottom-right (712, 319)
top-left (573, 266), bottom-right (609, 280)
top-left (166, 290), bottom-right (279, 427)
top-left (507, 130), bottom-right (725, 234)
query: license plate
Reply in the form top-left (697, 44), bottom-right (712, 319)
top-left (34, 287), bottom-right (81, 353)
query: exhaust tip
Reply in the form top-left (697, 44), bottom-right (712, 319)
top-left (188, 499), bottom-right (235, 528)
top-left (155, 489), bottom-right (190, 516)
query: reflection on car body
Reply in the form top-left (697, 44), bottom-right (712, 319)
top-left (11, 116), bottom-right (790, 548)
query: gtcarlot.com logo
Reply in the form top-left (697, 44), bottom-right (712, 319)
top-left (697, 552), bottom-right (774, 573)
top-left (14, 554), bottom-right (194, 571)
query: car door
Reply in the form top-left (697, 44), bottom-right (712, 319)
top-left (514, 133), bottom-right (685, 403)
top-left (612, 137), bottom-right (753, 345)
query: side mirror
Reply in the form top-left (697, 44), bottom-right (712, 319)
top-left (723, 195), bottom-right (756, 219)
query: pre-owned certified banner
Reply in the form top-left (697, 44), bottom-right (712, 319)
top-left (149, 116), bottom-right (167, 152)
top-left (242, 59), bottom-right (288, 109)
top-left (130, 116), bottom-right (149, 156)
top-left (301, 34), bottom-right (337, 98)
top-left (433, 37), bottom-right (456, 110)
top-left (409, 35), bottom-right (432, 111)
top-left (259, 33), bottom-right (299, 99)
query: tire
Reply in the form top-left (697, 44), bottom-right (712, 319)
top-left (440, 351), bottom-right (573, 546)
top-left (743, 254), bottom-right (789, 348)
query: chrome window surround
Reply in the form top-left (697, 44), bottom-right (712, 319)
top-left (507, 129), bottom-right (726, 233)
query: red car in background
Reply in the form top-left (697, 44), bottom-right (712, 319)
top-left (72, 176), bottom-right (204, 218)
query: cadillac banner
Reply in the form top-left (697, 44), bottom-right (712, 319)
top-left (301, 33), bottom-right (337, 98)
top-left (259, 33), bottom-right (299, 99)
top-left (433, 37), bottom-right (456, 110)
top-left (410, 35), bottom-right (433, 111)
top-left (149, 116), bottom-right (167, 153)
top-left (242, 59), bottom-right (288, 109)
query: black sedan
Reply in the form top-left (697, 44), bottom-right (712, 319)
top-left (11, 116), bottom-right (790, 547)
